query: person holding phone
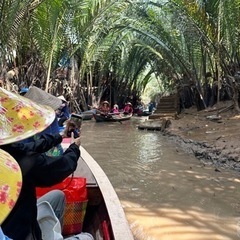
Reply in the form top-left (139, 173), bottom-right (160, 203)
top-left (0, 88), bottom-right (82, 240)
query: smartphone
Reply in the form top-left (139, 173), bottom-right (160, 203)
top-left (70, 113), bottom-right (82, 129)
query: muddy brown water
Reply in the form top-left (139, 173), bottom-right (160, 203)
top-left (80, 116), bottom-right (240, 240)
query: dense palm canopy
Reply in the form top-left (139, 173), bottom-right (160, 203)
top-left (1, 0), bottom-right (240, 110)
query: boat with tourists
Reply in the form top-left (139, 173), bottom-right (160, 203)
top-left (60, 139), bottom-right (134, 240)
top-left (93, 112), bottom-right (132, 122)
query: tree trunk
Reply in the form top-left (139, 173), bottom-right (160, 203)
top-left (228, 76), bottom-right (240, 112)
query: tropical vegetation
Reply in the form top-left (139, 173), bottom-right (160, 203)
top-left (1, 0), bottom-right (240, 111)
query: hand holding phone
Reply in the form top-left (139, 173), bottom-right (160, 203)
top-left (73, 137), bottom-right (81, 147)
top-left (70, 129), bottom-right (81, 147)
top-left (70, 132), bottom-right (74, 144)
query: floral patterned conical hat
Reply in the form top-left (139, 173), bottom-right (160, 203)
top-left (0, 87), bottom-right (55, 145)
top-left (0, 149), bottom-right (22, 224)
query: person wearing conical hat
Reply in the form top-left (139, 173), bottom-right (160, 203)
top-left (123, 102), bottom-right (133, 115)
top-left (99, 100), bottom-right (110, 115)
top-left (24, 86), bottom-right (64, 156)
top-left (57, 95), bottom-right (70, 127)
top-left (0, 149), bottom-right (22, 239)
top-left (112, 103), bottom-right (119, 113)
top-left (25, 86), bottom-right (62, 112)
top-left (0, 87), bottom-right (81, 240)
top-left (0, 87), bottom-right (55, 145)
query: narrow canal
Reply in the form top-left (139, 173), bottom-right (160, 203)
top-left (81, 116), bottom-right (240, 240)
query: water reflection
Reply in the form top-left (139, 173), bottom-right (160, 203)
top-left (136, 133), bottom-right (163, 164)
top-left (81, 117), bottom-right (240, 240)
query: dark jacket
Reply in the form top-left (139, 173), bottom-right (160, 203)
top-left (1, 134), bottom-right (80, 240)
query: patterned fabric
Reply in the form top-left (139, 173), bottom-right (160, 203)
top-left (34, 117), bottom-right (64, 157)
top-left (45, 145), bottom-right (63, 157)
top-left (0, 149), bottom-right (22, 225)
top-left (0, 87), bottom-right (55, 145)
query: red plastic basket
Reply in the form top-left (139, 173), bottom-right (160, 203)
top-left (36, 177), bottom-right (88, 235)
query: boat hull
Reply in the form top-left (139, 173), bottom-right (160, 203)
top-left (61, 140), bottom-right (134, 240)
top-left (137, 111), bottom-right (152, 116)
top-left (80, 113), bottom-right (93, 120)
top-left (93, 113), bottom-right (132, 122)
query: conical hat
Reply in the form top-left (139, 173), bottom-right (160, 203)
top-left (57, 95), bottom-right (67, 103)
top-left (25, 86), bottom-right (62, 110)
top-left (102, 101), bottom-right (109, 105)
top-left (0, 87), bottom-right (55, 145)
top-left (0, 149), bottom-right (22, 224)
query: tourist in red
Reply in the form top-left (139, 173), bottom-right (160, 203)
top-left (99, 101), bottom-right (110, 115)
top-left (123, 102), bottom-right (133, 114)
top-left (112, 103), bottom-right (119, 113)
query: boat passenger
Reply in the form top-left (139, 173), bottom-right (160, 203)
top-left (148, 101), bottom-right (154, 112)
top-left (1, 135), bottom-right (80, 240)
top-left (0, 88), bottom-right (81, 240)
top-left (99, 100), bottom-right (110, 115)
top-left (112, 103), bottom-right (119, 113)
top-left (57, 95), bottom-right (70, 127)
top-left (25, 86), bottom-right (64, 156)
top-left (37, 189), bottom-right (66, 231)
top-left (123, 102), bottom-right (133, 114)
top-left (0, 148), bottom-right (22, 240)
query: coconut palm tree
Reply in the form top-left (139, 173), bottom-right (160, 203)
top-left (2, 0), bottom-right (240, 111)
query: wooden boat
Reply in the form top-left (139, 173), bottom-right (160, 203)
top-left (93, 113), bottom-right (132, 122)
top-left (62, 140), bottom-right (134, 240)
top-left (80, 112), bottom-right (93, 121)
top-left (138, 119), bottom-right (171, 131)
top-left (137, 110), bottom-right (152, 116)
top-left (72, 111), bottom-right (93, 121)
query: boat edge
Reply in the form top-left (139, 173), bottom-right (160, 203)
top-left (80, 146), bottom-right (134, 240)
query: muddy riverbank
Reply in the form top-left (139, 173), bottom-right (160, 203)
top-left (164, 101), bottom-right (240, 171)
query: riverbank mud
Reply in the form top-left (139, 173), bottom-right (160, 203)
top-left (164, 101), bottom-right (240, 171)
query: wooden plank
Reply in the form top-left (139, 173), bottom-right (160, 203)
top-left (149, 113), bottom-right (177, 119)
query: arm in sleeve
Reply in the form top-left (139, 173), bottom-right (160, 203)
top-left (12, 133), bottom-right (62, 153)
top-left (33, 143), bottom-right (80, 187)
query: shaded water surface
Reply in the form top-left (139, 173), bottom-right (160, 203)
top-left (81, 117), bottom-right (240, 240)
